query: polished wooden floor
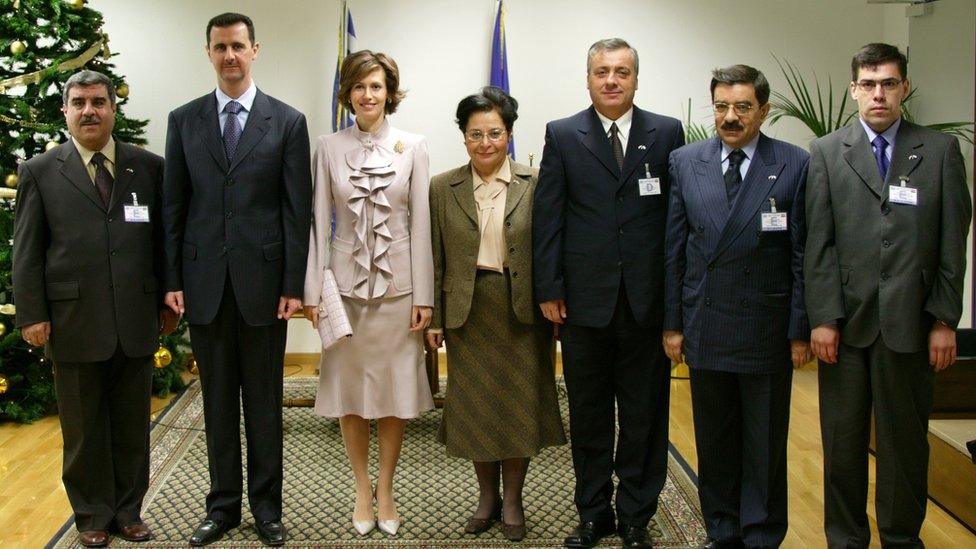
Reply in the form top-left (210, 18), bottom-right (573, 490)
top-left (0, 361), bottom-right (973, 548)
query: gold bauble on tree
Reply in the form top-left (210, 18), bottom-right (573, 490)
top-left (4, 173), bottom-right (18, 188)
top-left (45, 140), bottom-right (59, 151)
top-left (116, 84), bottom-right (129, 99)
top-left (0, 374), bottom-right (8, 395)
top-left (67, 0), bottom-right (85, 10)
top-left (186, 356), bottom-right (199, 375)
top-left (10, 40), bottom-right (26, 55)
top-left (154, 346), bottom-right (173, 369)
top-left (0, 323), bottom-right (6, 337)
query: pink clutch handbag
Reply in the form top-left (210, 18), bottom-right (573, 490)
top-left (317, 269), bottom-right (352, 349)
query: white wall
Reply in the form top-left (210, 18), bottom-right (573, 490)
top-left (91, 0), bottom-right (975, 347)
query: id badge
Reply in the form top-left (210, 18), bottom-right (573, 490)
top-left (638, 177), bottom-right (661, 196)
top-left (124, 192), bottom-right (150, 222)
top-left (889, 185), bottom-right (918, 206)
top-left (761, 212), bottom-right (787, 231)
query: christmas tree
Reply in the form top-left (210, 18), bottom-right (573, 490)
top-left (0, 0), bottom-right (185, 422)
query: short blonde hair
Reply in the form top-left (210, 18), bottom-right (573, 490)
top-left (338, 50), bottom-right (406, 115)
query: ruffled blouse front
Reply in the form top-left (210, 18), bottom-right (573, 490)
top-left (344, 121), bottom-right (397, 300)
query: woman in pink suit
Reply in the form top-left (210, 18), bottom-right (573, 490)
top-left (303, 50), bottom-right (434, 538)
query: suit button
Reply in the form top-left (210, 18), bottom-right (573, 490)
top-left (741, 299), bottom-right (749, 308)
top-left (705, 298), bottom-right (712, 307)
top-left (883, 240), bottom-right (891, 247)
top-left (512, 271), bottom-right (519, 278)
top-left (505, 221), bottom-right (512, 227)
top-left (221, 246), bottom-right (228, 254)
top-left (226, 178), bottom-right (235, 186)
top-left (226, 211), bottom-right (233, 219)
top-left (881, 205), bottom-right (891, 215)
top-left (707, 264), bottom-right (714, 271)
top-left (881, 271), bottom-right (890, 280)
top-left (697, 225), bottom-right (704, 234)
top-left (619, 229), bottom-right (624, 235)
top-left (616, 261), bottom-right (622, 267)
top-left (743, 266), bottom-right (751, 274)
top-left (618, 197), bottom-right (624, 203)
top-left (106, 217), bottom-right (113, 223)
top-left (110, 250), bottom-right (117, 256)
top-left (509, 247), bottom-right (516, 254)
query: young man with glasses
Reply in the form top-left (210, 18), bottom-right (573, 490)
top-left (805, 42), bottom-right (971, 547)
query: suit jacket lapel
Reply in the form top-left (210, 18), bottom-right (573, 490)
top-left (693, 137), bottom-right (730, 233)
top-left (843, 122), bottom-right (884, 198)
top-left (109, 142), bottom-right (136, 211)
top-left (57, 142), bottom-right (105, 211)
top-left (887, 121), bottom-right (924, 184)
top-left (448, 165), bottom-right (479, 227)
top-left (713, 134), bottom-right (782, 259)
top-left (619, 107), bottom-right (655, 188)
top-left (198, 94), bottom-right (228, 172)
top-left (505, 162), bottom-right (532, 219)
top-left (577, 107), bottom-right (619, 178)
top-left (228, 90), bottom-right (271, 173)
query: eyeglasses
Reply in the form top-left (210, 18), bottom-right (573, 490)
top-left (464, 129), bottom-right (507, 143)
top-left (712, 102), bottom-right (756, 116)
top-left (854, 78), bottom-right (903, 92)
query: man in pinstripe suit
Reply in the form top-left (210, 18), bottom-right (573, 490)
top-left (663, 65), bottom-right (812, 549)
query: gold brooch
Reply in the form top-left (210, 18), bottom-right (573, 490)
top-left (394, 141), bottom-right (404, 154)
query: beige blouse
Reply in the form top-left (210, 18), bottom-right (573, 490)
top-left (472, 159), bottom-right (511, 273)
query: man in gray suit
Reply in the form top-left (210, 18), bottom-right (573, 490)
top-left (805, 43), bottom-right (971, 548)
top-left (13, 70), bottom-right (176, 547)
top-left (664, 65), bottom-right (811, 549)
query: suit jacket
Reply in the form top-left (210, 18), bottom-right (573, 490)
top-left (664, 134), bottom-right (810, 373)
top-left (430, 160), bottom-right (539, 330)
top-left (532, 105), bottom-right (685, 328)
top-left (163, 89), bottom-right (312, 326)
top-left (804, 120), bottom-right (971, 353)
top-left (13, 140), bottom-right (164, 362)
top-left (302, 120), bottom-right (433, 308)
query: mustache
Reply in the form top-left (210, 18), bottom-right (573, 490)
top-left (721, 121), bottom-right (744, 131)
top-left (80, 116), bottom-right (100, 125)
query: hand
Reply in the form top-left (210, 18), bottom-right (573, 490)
top-left (303, 305), bottom-right (319, 328)
top-left (662, 330), bottom-right (684, 365)
top-left (540, 299), bottom-right (567, 325)
top-left (810, 324), bottom-right (840, 364)
top-left (410, 306), bottom-right (432, 331)
top-left (164, 291), bottom-right (184, 315)
top-left (425, 331), bottom-right (444, 349)
top-left (277, 296), bottom-right (302, 320)
top-left (22, 321), bottom-right (50, 347)
top-left (159, 309), bottom-right (180, 335)
top-left (928, 322), bottom-right (957, 372)
top-left (791, 339), bottom-right (814, 368)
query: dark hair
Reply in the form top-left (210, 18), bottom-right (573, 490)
top-left (710, 64), bottom-right (770, 105)
top-left (851, 43), bottom-right (907, 81)
top-left (455, 86), bottom-right (519, 132)
top-left (587, 38), bottom-right (639, 75)
top-left (338, 50), bottom-right (406, 115)
top-left (206, 12), bottom-right (255, 45)
top-left (63, 70), bottom-right (116, 105)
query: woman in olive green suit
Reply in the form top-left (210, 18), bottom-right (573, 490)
top-left (426, 86), bottom-right (565, 542)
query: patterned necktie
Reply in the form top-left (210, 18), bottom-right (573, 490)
top-left (609, 122), bottom-right (624, 170)
top-left (223, 100), bottom-right (244, 160)
top-left (91, 152), bottom-right (114, 207)
top-left (872, 134), bottom-right (889, 181)
top-left (725, 149), bottom-right (746, 206)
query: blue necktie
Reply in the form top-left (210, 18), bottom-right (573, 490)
top-left (872, 134), bottom-right (889, 182)
top-left (223, 100), bottom-right (244, 160)
top-left (725, 149), bottom-right (746, 206)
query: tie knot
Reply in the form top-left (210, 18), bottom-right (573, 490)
top-left (91, 152), bottom-right (108, 166)
top-left (872, 134), bottom-right (888, 151)
top-left (224, 100), bottom-right (243, 115)
top-left (609, 122), bottom-right (619, 136)
top-left (728, 149), bottom-right (746, 166)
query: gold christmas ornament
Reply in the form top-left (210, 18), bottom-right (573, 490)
top-left (186, 357), bottom-right (199, 375)
top-left (0, 323), bottom-right (6, 337)
top-left (4, 174), bottom-right (16, 188)
top-left (68, 0), bottom-right (85, 10)
top-left (0, 374), bottom-right (8, 395)
top-left (116, 84), bottom-right (129, 99)
top-left (10, 41), bottom-right (26, 56)
top-left (154, 346), bottom-right (173, 368)
top-left (0, 304), bottom-right (15, 315)
top-left (45, 140), bottom-right (59, 151)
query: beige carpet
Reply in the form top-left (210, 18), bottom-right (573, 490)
top-left (49, 377), bottom-right (706, 548)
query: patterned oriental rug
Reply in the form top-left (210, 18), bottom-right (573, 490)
top-left (49, 377), bottom-right (706, 548)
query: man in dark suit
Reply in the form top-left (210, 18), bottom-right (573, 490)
top-left (162, 12), bottom-right (311, 547)
top-left (805, 43), bottom-right (971, 548)
top-left (13, 70), bottom-right (176, 547)
top-left (532, 38), bottom-right (685, 549)
top-left (663, 65), bottom-right (812, 549)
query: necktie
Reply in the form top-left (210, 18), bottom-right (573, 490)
top-left (91, 152), bottom-right (114, 207)
top-left (725, 149), bottom-right (746, 206)
top-left (223, 100), bottom-right (244, 160)
top-left (872, 134), bottom-right (889, 181)
top-left (609, 122), bottom-right (624, 170)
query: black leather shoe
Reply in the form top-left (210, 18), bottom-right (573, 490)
top-left (189, 518), bottom-right (237, 546)
top-left (255, 520), bottom-right (286, 546)
top-left (700, 539), bottom-right (745, 549)
top-left (564, 520), bottom-right (615, 548)
top-left (619, 524), bottom-right (652, 548)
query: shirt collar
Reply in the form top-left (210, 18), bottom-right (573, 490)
top-left (215, 81), bottom-right (257, 113)
top-left (859, 116), bottom-right (901, 149)
top-left (472, 157), bottom-right (513, 189)
top-left (721, 132), bottom-right (761, 162)
top-left (72, 135), bottom-right (116, 166)
top-left (595, 107), bottom-right (633, 137)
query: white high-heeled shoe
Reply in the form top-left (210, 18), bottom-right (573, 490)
top-left (352, 518), bottom-right (376, 536)
top-left (377, 518), bottom-right (400, 536)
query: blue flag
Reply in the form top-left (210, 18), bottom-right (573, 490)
top-left (331, 3), bottom-right (356, 133)
top-left (490, 0), bottom-right (514, 158)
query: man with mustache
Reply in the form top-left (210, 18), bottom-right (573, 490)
top-left (805, 43), bottom-right (970, 548)
top-left (162, 12), bottom-right (311, 546)
top-left (663, 65), bottom-right (811, 548)
top-left (13, 70), bottom-right (177, 547)
top-left (533, 38), bottom-right (684, 549)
